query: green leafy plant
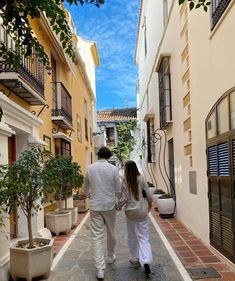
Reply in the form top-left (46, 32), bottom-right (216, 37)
top-left (112, 120), bottom-right (137, 167)
top-left (178, 0), bottom-right (211, 12)
top-left (0, 146), bottom-right (50, 248)
top-left (43, 155), bottom-right (84, 213)
top-left (0, 0), bottom-right (105, 68)
top-left (154, 189), bottom-right (165, 194)
top-left (159, 193), bottom-right (172, 199)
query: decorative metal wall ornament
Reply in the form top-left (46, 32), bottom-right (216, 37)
top-left (31, 104), bottom-right (49, 117)
top-left (52, 120), bottom-right (63, 134)
top-left (142, 127), bottom-right (175, 197)
top-left (68, 129), bottom-right (74, 137)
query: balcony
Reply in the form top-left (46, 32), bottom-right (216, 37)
top-left (0, 26), bottom-right (45, 105)
top-left (51, 82), bottom-right (73, 130)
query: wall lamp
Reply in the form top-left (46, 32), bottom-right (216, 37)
top-left (92, 122), bottom-right (106, 136)
top-left (47, 66), bottom-right (52, 76)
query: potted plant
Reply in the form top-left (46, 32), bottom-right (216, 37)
top-left (73, 192), bottom-right (89, 213)
top-left (43, 155), bottom-right (84, 234)
top-left (152, 189), bottom-right (165, 208)
top-left (0, 146), bottom-right (53, 281)
top-left (147, 182), bottom-right (156, 197)
top-left (157, 193), bottom-right (175, 217)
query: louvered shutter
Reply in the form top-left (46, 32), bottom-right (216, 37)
top-left (208, 145), bottom-right (217, 176)
top-left (218, 142), bottom-right (229, 176)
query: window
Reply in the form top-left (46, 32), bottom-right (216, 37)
top-left (217, 96), bottom-right (229, 135)
top-left (61, 139), bottom-right (71, 156)
top-left (206, 89), bottom-right (235, 139)
top-left (147, 119), bottom-right (155, 163)
top-left (90, 127), bottom-right (92, 144)
top-left (106, 127), bottom-right (115, 146)
top-left (230, 91), bottom-right (235, 129)
top-left (211, 0), bottom-right (231, 29)
top-left (77, 114), bottom-right (82, 142)
top-left (55, 139), bottom-right (71, 156)
top-left (84, 100), bottom-right (88, 141)
top-left (158, 57), bottom-right (172, 128)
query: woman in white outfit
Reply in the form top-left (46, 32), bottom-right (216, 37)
top-left (120, 160), bottom-right (153, 276)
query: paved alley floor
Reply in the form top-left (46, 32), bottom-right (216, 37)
top-left (46, 212), bottom-right (186, 281)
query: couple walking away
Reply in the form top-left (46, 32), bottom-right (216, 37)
top-left (84, 146), bottom-right (153, 280)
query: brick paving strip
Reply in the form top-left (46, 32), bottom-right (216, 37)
top-left (150, 209), bottom-right (235, 281)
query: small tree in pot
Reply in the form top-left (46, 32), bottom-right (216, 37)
top-left (43, 155), bottom-right (84, 233)
top-left (0, 146), bottom-right (53, 281)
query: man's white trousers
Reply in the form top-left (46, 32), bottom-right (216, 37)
top-left (90, 208), bottom-right (116, 270)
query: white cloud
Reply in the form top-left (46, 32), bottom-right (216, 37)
top-left (67, 0), bottom-right (139, 108)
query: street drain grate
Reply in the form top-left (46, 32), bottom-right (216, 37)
top-left (113, 264), bottom-right (166, 281)
top-left (187, 267), bottom-right (221, 279)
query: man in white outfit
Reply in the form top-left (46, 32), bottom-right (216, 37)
top-left (83, 147), bottom-right (122, 280)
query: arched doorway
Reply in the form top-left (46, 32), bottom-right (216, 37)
top-left (206, 88), bottom-right (235, 262)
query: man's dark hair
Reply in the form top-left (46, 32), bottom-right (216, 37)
top-left (97, 146), bottom-right (112, 159)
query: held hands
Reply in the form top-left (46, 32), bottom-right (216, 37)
top-left (115, 203), bottom-right (122, 211)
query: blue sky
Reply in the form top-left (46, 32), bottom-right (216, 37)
top-left (66, 1), bottom-right (139, 110)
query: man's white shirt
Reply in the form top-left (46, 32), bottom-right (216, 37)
top-left (83, 159), bottom-right (122, 211)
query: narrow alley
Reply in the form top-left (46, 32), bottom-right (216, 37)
top-left (46, 212), bottom-right (186, 281)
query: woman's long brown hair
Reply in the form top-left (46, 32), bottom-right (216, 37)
top-left (124, 160), bottom-right (140, 200)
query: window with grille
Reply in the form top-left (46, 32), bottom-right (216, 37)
top-left (211, 0), bottom-right (231, 29)
top-left (147, 119), bottom-right (155, 163)
top-left (158, 56), bottom-right (172, 128)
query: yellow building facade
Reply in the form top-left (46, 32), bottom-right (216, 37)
top-left (0, 9), bottom-right (98, 280)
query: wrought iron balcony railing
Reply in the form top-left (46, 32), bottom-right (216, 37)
top-left (0, 25), bottom-right (45, 104)
top-left (51, 82), bottom-right (73, 130)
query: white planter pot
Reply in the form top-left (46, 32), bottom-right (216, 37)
top-left (46, 211), bottom-right (72, 236)
top-left (10, 238), bottom-right (52, 281)
top-left (152, 194), bottom-right (163, 207)
top-left (148, 187), bottom-right (155, 198)
top-left (62, 207), bottom-right (78, 227)
top-left (158, 198), bottom-right (175, 215)
top-left (73, 198), bottom-right (89, 212)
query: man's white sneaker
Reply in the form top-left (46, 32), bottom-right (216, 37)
top-left (107, 254), bottom-right (116, 264)
top-left (129, 258), bottom-right (141, 267)
top-left (97, 269), bottom-right (104, 280)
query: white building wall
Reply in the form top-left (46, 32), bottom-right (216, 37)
top-left (136, 0), bottom-right (235, 252)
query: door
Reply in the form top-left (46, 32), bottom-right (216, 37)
top-left (168, 138), bottom-right (175, 197)
top-left (8, 136), bottom-right (18, 239)
top-left (207, 139), bottom-right (234, 261)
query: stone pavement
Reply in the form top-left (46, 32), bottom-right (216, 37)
top-left (45, 211), bottom-right (186, 281)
